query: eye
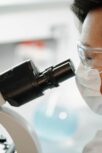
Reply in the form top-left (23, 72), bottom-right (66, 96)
top-left (85, 51), bottom-right (93, 61)
top-left (86, 56), bottom-right (92, 60)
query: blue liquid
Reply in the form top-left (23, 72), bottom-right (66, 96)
top-left (32, 104), bottom-right (78, 141)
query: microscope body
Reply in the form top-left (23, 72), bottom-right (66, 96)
top-left (0, 93), bottom-right (41, 153)
top-left (0, 59), bottom-right (75, 153)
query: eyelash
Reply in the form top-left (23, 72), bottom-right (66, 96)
top-left (86, 56), bottom-right (92, 60)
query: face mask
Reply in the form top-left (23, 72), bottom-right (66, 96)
top-left (76, 64), bottom-right (102, 95)
top-left (76, 63), bottom-right (102, 115)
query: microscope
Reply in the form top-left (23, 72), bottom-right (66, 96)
top-left (0, 59), bottom-right (75, 153)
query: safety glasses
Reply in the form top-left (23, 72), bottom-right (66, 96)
top-left (77, 41), bottom-right (102, 68)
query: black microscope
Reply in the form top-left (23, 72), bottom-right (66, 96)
top-left (0, 59), bottom-right (75, 107)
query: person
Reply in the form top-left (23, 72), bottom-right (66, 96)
top-left (72, 0), bottom-right (102, 153)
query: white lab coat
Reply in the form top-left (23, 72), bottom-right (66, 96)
top-left (83, 130), bottom-right (102, 153)
top-left (76, 78), bottom-right (102, 153)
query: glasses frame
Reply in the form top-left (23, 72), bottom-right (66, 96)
top-left (77, 41), bottom-right (102, 67)
top-left (77, 41), bottom-right (102, 53)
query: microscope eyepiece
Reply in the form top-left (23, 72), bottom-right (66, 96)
top-left (0, 59), bottom-right (75, 107)
top-left (37, 59), bottom-right (75, 90)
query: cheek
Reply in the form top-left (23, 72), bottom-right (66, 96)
top-left (92, 54), bottom-right (102, 68)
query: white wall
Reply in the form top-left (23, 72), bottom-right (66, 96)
top-left (0, 4), bottom-right (77, 43)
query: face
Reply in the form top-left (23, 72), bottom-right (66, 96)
top-left (80, 8), bottom-right (102, 71)
top-left (79, 8), bottom-right (102, 92)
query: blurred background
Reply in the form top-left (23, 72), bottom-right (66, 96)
top-left (0, 0), bottom-right (102, 153)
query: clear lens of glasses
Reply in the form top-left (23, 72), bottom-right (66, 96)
top-left (77, 42), bottom-right (102, 68)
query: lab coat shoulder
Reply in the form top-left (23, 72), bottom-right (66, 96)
top-left (83, 130), bottom-right (102, 153)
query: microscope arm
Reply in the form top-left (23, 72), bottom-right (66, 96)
top-left (0, 82), bottom-right (41, 153)
top-left (0, 105), bottom-right (41, 153)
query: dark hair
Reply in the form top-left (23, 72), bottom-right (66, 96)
top-left (72, 0), bottom-right (102, 23)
